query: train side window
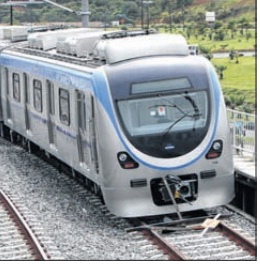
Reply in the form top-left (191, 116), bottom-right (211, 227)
top-left (13, 73), bottom-right (21, 102)
top-left (23, 73), bottom-right (30, 104)
top-left (3, 68), bottom-right (9, 95)
top-left (59, 88), bottom-right (70, 126)
top-left (77, 92), bottom-right (86, 130)
top-left (33, 79), bottom-right (43, 112)
top-left (47, 80), bottom-right (55, 115)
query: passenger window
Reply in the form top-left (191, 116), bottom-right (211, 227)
top-left (33, 79), bottom-right (42, 112)
top-left (13, 73), bottom-right (21, 102)
top-left (47, 80), bottom-right (55, 115)
top-left (59, 88), bottom-right (70, 126)
top-left (77, 92), bottom-right (86, 130)
top-left (23, 73), bottom-right (30, 104)
top-left (4, 68), bottom-right (9, 95)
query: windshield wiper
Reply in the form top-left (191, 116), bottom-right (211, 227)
top-left (184, 95), bottom-right (201, 120)
top-left (162, 111), bottom-right (192, 139)
top-left (150, 95), bottom-right (202, 138)
top-left (162, 97), bottom-right (202, 137)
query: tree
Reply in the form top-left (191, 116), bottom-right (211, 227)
top-left (175, 0), bottom-right (194, 8)
top-left (213, 21), bottom-right (223, 30)
top-left (229, 49), bottom-right (240, 63)
top-left (214, 64), bottom-right (227, 80)
top-left (121, 1), bottom-right (138, 22)
top-left (226, 95), bottom-right (245, 110)
top-left (196, 21), bottom-right (208, 36)
top-left (214, 29), bottom-right (225, 41)
top-left (227, 20), bottom-right (236, 38)
top-left (246, 31), bottom-right (252, 41)
top-left (199, 45), bottom-right (213, 60)
top-left (239, 17), bottom-right (250, 36)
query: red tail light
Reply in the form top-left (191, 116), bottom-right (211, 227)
top-left (117, 152), bottom-right (139, 169)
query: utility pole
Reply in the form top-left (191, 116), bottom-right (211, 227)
top-left (1, 0), bottom-right (90, 28)
top-left (43, 0), bottom-right (90, 27)
top-left (141, 0), bottom-right (144, 29)
top-left (81, 0), bottom-right (90, 28)
top-left (10, 5), bottom-right (13, 25)
top-left (142, 1), bottom-right (153, 29)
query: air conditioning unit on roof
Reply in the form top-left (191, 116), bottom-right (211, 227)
top-left (28, 28), bottom-right (97, 51)
top-left (0, 26), bottom-right (28, 42)
top-left (56, 29), bottom-right (102, 57)
top-left (93, 33), bottom-right (189, 64)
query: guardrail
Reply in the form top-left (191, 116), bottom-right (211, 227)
top-left (227, 108), bottom-right (256, 160)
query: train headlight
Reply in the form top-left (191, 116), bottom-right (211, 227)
top-left (206, 140), bottom-right (223, 159)
top-left (117, 152), bottom-right (139, 169)
top-left (212, 141), bottom-right (222, 151)
top-left (118, 153), bottom-right (128, 162)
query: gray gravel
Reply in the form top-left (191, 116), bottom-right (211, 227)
top-left (0, 141), bottom-right (147, 260)
top-left (0, 140), bottom-right (256, 260)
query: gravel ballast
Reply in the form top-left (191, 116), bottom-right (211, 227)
top-left (0, 139), bottom-right (256, 260)
top-left (0, 141), bottom-right (148, 260)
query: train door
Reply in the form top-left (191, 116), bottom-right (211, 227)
top-left (76, 90), bottom-right (89, 168)
top-left (0, 68), bottom-right (3, 122)
top-left (88, 93), bottom-right (99, 174)
top-left (46, 80), bottom-right (57, 148)
top-left (4, 68), bottom-right (12, 121)
top-left (23, 73), bottom-right (30, 132)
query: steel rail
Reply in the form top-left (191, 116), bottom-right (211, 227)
top-left (0, 188), bottom-right (49, 260)
top-left (142, 228), bottom-right (187, 260)
top-left (217, 221), bottom-right (256, 256)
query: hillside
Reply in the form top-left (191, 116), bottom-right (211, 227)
top-left (0, 0), bottom-right (256, 27)
top-left (0, 0), bottom-right (256, 109)
top-left (188, 0), bottom-right (255, 23)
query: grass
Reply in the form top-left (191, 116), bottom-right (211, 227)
top-left (211, 56), bottom-right (256, 105)
top-left (187, 32), bottom-right (256, 52)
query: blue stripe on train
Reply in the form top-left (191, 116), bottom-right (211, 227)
top-left (93, 64), bottom-right (221, 171)
top-left (1, 54), bottom-right (221, 170)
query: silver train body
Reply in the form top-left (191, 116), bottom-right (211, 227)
top-left (0, 28), bottom-right (234, 217)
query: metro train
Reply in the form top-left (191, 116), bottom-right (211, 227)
top-left (0, 27), bottom-right (234, 217)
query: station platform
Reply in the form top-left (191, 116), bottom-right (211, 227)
top-left (233, 154), bottom-right (256, 181)
top-left (232, 154), bottom-right (256, 217)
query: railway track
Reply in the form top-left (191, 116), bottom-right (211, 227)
top-left (0, 189), bottom-right (49, 260)
top-left (128, 211), bottom-right (256, 260)
top-left (0, 136), bottom-right (256, 260)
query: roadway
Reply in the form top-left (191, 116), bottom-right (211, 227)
top-left (213, 51), bottom-right (255, 58)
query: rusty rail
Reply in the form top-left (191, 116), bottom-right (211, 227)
top-left (0, 188), bottom-right (49, 260)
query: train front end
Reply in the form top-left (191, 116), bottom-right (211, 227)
top-left (93, 33), bottom-right (234, 217)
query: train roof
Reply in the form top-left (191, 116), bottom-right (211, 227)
top-left (0, 27), bottom-right (189, 67)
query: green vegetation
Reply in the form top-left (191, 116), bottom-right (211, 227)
top-left (0, 0), bottom-right (256, 30)
top-left (187, 32), bottom-right (255, 52)
top-left (0, 0), bottom-right (255, 111)
top-left (212, 56), bottom-right (256, 111)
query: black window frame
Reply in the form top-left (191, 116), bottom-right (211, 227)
top-left (12, 73), bottom-right (21, 102)
top-left (33, 79), bottom-right (43, 112)
top-left (59, 88), bottom-right (70, 126)
top-left (47, 80), bottom-right (55, 116)
top-left (23, 73), bottom-right (30, 104)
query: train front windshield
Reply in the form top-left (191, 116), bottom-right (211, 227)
top-left (117, 89), bottom-right (209, 158)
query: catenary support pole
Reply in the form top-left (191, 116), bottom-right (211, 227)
top-left (81, 0), bottom-right (90, 28)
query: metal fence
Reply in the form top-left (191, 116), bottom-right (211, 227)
top-left (227, 108), bottom-right (256, 160)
